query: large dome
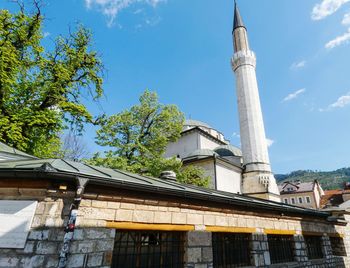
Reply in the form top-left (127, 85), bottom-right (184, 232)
top-left (214, 145), bottom-right (242, 157)
top-left (184, 119), bottom-right (212, 129)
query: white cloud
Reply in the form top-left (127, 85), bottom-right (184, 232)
top-left (266, 138), bottom-right (274, 148)
top-left (325, 28), bottom-right (350, 48)
top-left (84, 0), bottom-right (165, 27)
top-left (282, 88), bottom-right (306, 102)
top-left (320, 92), bottom-right (350, 111)
top-left (311, 0), bottom-right (350, 20)
top-left (342, 12), bottom-right (350, 24)
top-left (232, 132), bottom-right (240, 139)
top-left (290, 60), bottom-right (306, 70)
top-left (43, 32), bottom-right (50, 38)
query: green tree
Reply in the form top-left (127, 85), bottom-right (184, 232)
top-left (88, 90), bottom-right (184, 176)
top-left (88, 90), bottom-right (211, 187)
top-left (177, 165), bottom-right (210, 188)
top-left (0, 2), bottom-right (103, 157)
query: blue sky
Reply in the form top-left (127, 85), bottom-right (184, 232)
top-left (2, 0), bottom-right (350, 174)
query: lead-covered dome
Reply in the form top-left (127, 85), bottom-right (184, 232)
top-left (214, 145), bottom-right (242, 157)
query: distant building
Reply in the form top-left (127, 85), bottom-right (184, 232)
top-left (321, 183), bottom-right (350, 209)
top-left (279, 180), bottom-right (324, 209)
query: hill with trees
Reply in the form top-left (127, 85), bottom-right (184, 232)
top-left (275, 167), bottom-right (350, 190)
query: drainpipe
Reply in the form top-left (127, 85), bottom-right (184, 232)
top-left (58, 177), bottom-right (88, 268)
top-left (213, 154), bottom-right (217, 190)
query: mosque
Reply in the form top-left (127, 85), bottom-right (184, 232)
top-left (0, 3), bottom-right (350, 268)
top-left (166, 3), bottom-right (280, 202)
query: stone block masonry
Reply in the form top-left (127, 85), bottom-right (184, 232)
top-left (0, 228), bottom-right (115, 268)
top-left (1, 186), bottom-right (350, 267)
top-left (185, 231), bottom-right (213, 268)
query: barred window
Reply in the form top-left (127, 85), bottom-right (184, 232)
top-left (112, 230), bottom-right (184, 268)
top-left (330, 236), bottom-right (347, 256)
top-left (212, 232), bottom-right (252, 267)
top-left (304, 235), bottom-right (323, 259)
top-left (267, 235), bottom-right (294, 264)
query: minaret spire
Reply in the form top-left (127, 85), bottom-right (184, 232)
top-left (231, 2), bottom-right (280, 201)
top-left (233, 1), bottom-right (245, 31)
top-left (232, 2), bottom-right (250, 52)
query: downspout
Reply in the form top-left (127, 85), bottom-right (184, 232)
top-left (58, 177), bottom-right (88, 268)
top-left (213, 154), bottom-right (217, 190)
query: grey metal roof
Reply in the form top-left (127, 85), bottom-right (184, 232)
top-left (279, 181), bottom-right (315, 194)
top-left (0, 158), bottom-right (329, 218)
top-left (214, 145), bottom-right (242, 157)
top-left (0, 142), bottom-right (38, 161)
top-left (233, 2), bottom-right (245, 31)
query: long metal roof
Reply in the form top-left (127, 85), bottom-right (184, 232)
top-left (0, 158), bottom-right (329, 218)
top-left (0, 142), bottom-right (38, 161)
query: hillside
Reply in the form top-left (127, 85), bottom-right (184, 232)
top-left (275, 167), bottom-right (350, 190)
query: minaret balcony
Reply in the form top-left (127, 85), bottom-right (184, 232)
top-left (231, 50), bottom-right (256, 71)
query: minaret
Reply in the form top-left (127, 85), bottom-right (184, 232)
top-left (231, 3), bottom-right (280, 201)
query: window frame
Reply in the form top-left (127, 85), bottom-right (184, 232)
top-left (304, 235), bottom-right (324, 260)
top-left (267, 234), bottom-right (295, 264)
top-left (212, 232), bottom-right (252, 267)
top-left (111, 230), bottom-right (185, 268)
top-left (298, 197), bottom-right (303, 204)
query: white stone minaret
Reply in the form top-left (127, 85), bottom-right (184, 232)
top-left (231, 3), bottom-right (280, 201)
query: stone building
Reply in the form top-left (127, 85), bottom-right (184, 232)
top-left (1, 3), bottom-right (350, 268)
top-left (0, 155), bottom-right (350, 267)
top-left (279, 180), bottom-right (325, 209)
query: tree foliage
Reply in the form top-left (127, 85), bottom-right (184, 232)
top-left (0, 2), bottom-right (103, 157)
top-left (88, 90), bottom-right (184, 176)
top-left (87, 90), bottom-right (210, 187)
top-left (177, 165), bottom-right (210, 188)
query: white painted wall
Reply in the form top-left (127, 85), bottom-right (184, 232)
top-left (215, 163), bottom-right (242, 194)
top-left (164, 132), bottom-right (199, 158)
top-left (199, 135), bottom-right (222, 151)
top-left (185, 159), bottom-right (216, 189)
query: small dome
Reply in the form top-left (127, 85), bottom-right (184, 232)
top-left (184, 119), bottom-right (212, 129)
top-left (186, 149), bottom-right (219, 158)
top-left (214, 145), bottom-right (242, 157)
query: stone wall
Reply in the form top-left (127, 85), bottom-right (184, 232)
top-left (185, 231), bottom-right (213, 268)
top-left (1, 186), bottom-right (350, 267)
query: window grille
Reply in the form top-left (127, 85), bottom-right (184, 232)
top-left (212, 232), bottom-right (252, 267)
top-left (306, 196), bottom-right (311, 203)
top-left (330, 236), bottom-right (347, 256)
top-left (112, 230), bottom-right (184, 268)
top-left (304, 236), bottom-right (323, 259)
top-left (267, 235), bottom-right (294, 264)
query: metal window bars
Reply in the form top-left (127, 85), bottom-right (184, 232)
top-left (212, 232), bottom-right (252, 267)
top-left (304, 236), bottom-right (323, 259)
top-left (330, 236), bottom-right (347, 256)
top-left (111, 230), bottom-right (185, 268)
top-left (267, 235), bottom-right (294, 264)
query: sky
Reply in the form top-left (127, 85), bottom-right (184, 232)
top-left (2, 0), bottom-right (350, 174)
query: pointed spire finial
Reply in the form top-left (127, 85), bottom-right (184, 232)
top-left (233, 1), bottom-right (245, 32)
